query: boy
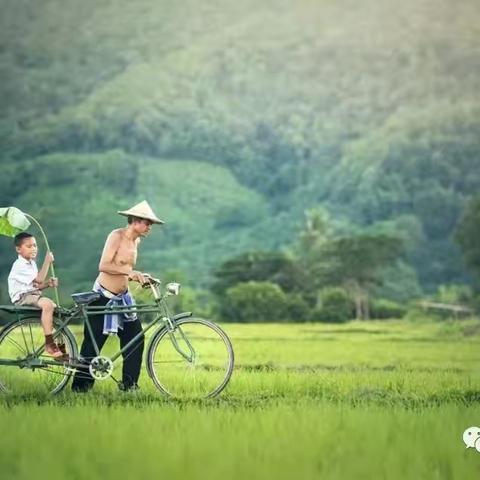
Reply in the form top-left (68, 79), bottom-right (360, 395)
top-left (8, 232), bottom-right (62, 358)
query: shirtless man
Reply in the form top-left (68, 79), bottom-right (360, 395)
top-left (72, 201), bottom-right (164, 392)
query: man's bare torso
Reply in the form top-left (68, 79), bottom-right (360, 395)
top-left (97, 228), bottom-right (140, 294)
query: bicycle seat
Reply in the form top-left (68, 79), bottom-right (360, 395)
top-left (71, 291), bottom-right (101, 305)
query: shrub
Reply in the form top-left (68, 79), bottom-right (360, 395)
top-left (434, 284), bottom-right (473, 305)
top-left (312, 287), bottom-right (354, 323)
top-left (222, 281), bottom-right (287, 322)
top-left (470, 294), bottom-right (480, 314)
top-left (370, 299), bottom-right (407, 319)
top-left (284, 294), bottom-right (311, 322)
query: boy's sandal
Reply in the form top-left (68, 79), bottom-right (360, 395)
top-left (57, 343), bottom-right (70, 362)
top-left (45, 343), bottom-right (64, 359)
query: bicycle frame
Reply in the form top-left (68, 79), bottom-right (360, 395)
top-left (0, 281), bottom-right (197, 368)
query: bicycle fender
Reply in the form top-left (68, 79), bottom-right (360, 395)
top-left (0, 312), bottom-right (52, 335)
top-left (0, 318), bottom-right (25, 336)
top-left (172, 311), bottom-right (193, 321)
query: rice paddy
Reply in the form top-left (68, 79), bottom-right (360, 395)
top-left (1, 318), bottom-right (479, 479)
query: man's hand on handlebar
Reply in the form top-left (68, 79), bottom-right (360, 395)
top-left (130, 271), bottom-right (150, 285)
top-left (140, 273), bottom-right (153, 287)
top-left (141, 274), bottom-right (161, 288)
top-left (129, 271), bottom-right (161, 287)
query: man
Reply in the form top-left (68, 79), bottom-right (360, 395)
top-left (72, 200), bottom-right (164, 392)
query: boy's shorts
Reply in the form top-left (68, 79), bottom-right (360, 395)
top-left (15, 292), bottom-right (42, 307)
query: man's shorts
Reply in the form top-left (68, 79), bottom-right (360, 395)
top-left (15, 292), bottom-right (42, 307)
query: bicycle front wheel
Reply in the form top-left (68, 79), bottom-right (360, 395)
top-left (0, 317), bottom-right (77, 395)
top-left (147, 317), bottom-right (234, 398)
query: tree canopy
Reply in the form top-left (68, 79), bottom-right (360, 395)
top-left (455, 195), bottom-right (480, 285)
top-left (0, 0), bottom-right (478, 301)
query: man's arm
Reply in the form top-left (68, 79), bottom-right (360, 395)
top-left (98, 231), bottom-right (131, 276)
top-left (128, 238), bottom-right (149, 283)
top-left (34, 252), bottom-right (54, 284)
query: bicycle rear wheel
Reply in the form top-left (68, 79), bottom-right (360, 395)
top-left (147, 317), bottom-right (234, 398)
top-left (0, 317), bottom-right (77, 395)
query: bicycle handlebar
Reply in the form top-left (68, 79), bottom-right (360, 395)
top-left (141, 276), bottom-right (161, 288)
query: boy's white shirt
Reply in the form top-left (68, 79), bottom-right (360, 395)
top-left (8, 255), bottom-right (39, 303)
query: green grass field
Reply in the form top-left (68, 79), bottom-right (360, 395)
top-left (1, 319), bottom-right (480, 479)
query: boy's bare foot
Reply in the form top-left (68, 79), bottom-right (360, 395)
top-left (45, 343), bottom-right (63, 359)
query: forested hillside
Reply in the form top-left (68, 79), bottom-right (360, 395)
top-left (0, 0), bottom-right (478, 299)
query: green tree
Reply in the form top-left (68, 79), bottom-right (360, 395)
top-left (295, 208), bottom-right (334, 260)
top-left (290, 207), bottom-right (337, 303)
top-left (455, 195), bottom-right (480, 285)
top-left (322, 234), bottom-right (405, 319)
top-left (212, 251), bottom-right (306, 296)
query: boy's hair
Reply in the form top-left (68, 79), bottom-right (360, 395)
top-left (14, 232), bottom-right (34, 247)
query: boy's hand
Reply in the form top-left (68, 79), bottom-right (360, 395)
top-left (48, 277), bottom-right (59, 288)
top-left (45, 252), bottom-right (55, 264)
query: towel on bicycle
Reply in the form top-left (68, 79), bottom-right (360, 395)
top-left (93, 280), bottom-right (137, 335)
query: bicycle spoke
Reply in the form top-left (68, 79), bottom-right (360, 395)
top-left (19, 324), bottom-right (30, 355)
top-left (28, 323), bottom-right (35, 353)
top-left (6, 335), bottom-right (27, 356)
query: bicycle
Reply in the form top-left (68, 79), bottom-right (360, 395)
top-left (0, 278), bottom-right (234, 398)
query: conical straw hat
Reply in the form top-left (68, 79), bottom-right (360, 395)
top-left (117, 200), bottom-right (164, 224)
